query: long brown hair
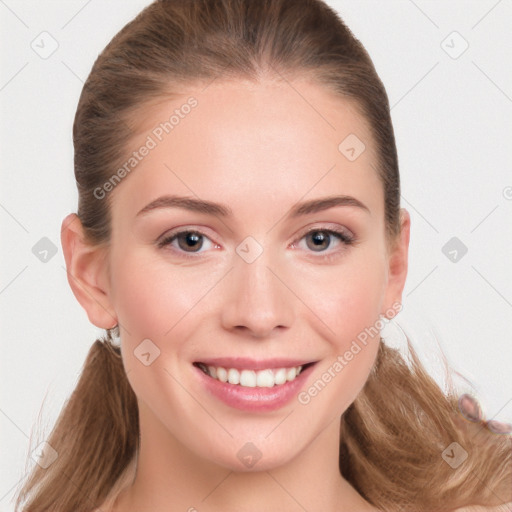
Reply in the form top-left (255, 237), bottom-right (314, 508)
top-left (15, 1), bottom-right (511, 510)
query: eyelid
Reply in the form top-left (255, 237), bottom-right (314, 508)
top-left (156, 225), bottom-right (219, 250)
top-left (292, 222), bottom-right (354, 243)
top-left (157, 223), bottom-right (356, 260)
top-left (290, 226), bottom-right (356, 263)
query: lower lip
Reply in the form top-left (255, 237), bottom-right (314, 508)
top-left (193, 363), bottom-right (316, 412)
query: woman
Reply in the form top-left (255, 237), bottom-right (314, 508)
top-left (15, 0), bottom-right (511, 511)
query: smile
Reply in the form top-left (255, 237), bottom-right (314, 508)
top-left (194, 362), bottom-right (315, 388)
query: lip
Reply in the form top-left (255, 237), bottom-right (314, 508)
top-left (193, 357), bottom-right (315, 371)
top-left (193, 361), bottom-right (318, 412)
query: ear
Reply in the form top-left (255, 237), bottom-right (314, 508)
top-left (381, 208), bottom-right (410, 317)
top-left (60, 213), bottom-right (117, 329)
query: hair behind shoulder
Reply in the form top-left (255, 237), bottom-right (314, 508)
top-left (15, 331), bottom-right (139, 511)
top-left (341, 339), bottom-right (512, 510)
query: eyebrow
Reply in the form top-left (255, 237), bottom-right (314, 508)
top-left (135, 194), bottom-right (370, 218)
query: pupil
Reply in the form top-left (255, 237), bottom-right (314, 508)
top-left (309, 231), bottom-right (329, 251)
top-left (179, 232), bottom-right (202, 251)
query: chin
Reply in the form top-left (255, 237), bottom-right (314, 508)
top-left (204, 439), bottom-right (298, 473)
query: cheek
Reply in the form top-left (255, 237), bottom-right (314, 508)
top-left (294, 252), bottom-right (386, 409)
top-left (110, 256), bottom-right (209, 411)
top-left (299, 251), bottom-right (387, 344)
top-left (110, 252), bottom-right (209, 339)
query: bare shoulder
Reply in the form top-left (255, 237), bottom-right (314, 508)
top-left (452, 503), bottom-right (512, 512)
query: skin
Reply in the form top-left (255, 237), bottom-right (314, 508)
top-left (61, 77), bottom-right (410, 512)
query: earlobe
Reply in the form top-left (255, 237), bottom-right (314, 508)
top-left (60, 213), bottom-right (117, 329)
top-left (381, 208), bottom-right (411, 317)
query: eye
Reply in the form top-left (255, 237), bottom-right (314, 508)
top-left (157, 229), bottom-right (217, 257)
top-left (292, 227), bottom-right (355, 261)
top-left (156, 226), bottom-right (356, 261)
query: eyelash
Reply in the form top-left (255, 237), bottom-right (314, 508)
top-left (156, 226), bottom-right (356, 262)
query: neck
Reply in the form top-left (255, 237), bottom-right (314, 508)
top-left (113, 401), bottom-right (378, 512)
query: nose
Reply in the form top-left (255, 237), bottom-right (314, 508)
top-left (220, 247), bottom-right (295, 338)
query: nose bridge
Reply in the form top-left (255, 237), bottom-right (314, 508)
top-left (221, 240), bottom-right (294, 336)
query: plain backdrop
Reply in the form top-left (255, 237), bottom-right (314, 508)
top-left (1, 1), bottom-right (511, 509)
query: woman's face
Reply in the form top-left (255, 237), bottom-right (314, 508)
top-left (98, 78), bottom-right (408, 471)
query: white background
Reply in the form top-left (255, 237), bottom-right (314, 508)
top-left (1, 1), bottom-right (511, 509)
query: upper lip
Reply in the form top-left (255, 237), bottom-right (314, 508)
top-left (194, 357), bottom-right (317, 371)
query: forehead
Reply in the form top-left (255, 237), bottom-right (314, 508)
top-left (111, 78), bottom-right (382, 222)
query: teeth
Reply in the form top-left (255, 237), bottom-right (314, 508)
top-left (286, 367), bottom-right (297, 381)
top-left (240, 369), bottom-right (256, 387)
top-left (199, 363), bottom-right (305, 388)
top-left (216, 366), bottom-right (227, 382)
top-left (228, 368), bottom-right (240, 385)
top-left (256, 369), bottom-right (274, 388)
top-left (274, 368), bottom-right (287, 386)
